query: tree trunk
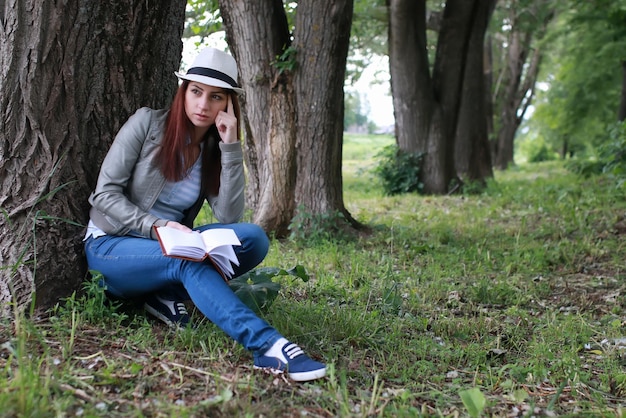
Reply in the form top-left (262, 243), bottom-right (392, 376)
top-left (455, 0), bottom-right (496, 185)
top-left (561, 136), bottom-right (570, 159)
top-left (388, 0), bottom-right (430, 155)
top-left (493, 2), bottom-right (553, 170)
top-left (484, 34), bottom-right (495, 144)
top-left (219, 0), bottom-right (296, 236)
top-left (220, 0), bottom-right (358, 236)
top-left (0, 0), bottom-right (186, 315)
top-left (493, 31), bottom-right (544, 170)
top-left (493, 25), bottom-right (526, 170)
top-left (293, 0), bottom-right (355, 222)
top-left (389, 0), bottom-right (477, 194)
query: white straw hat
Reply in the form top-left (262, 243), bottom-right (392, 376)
top-left (175, 48), bottom-right (243, 93)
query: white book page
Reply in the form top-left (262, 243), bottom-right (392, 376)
top-left (211, 244), bottom-right (239, 265)
top-left (209, 247), bottom-right (236, 278)
top-left (158, 227), bottom-right (206, 259)
top-left (200, 228), bottom-right (241, 253)
top-left (200, 229), bottom-right (241, 278)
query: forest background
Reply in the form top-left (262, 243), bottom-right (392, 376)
top-left (1, 0), bottom-right (626, 416)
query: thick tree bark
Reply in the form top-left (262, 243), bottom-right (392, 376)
top-left (454, 0), bottom-right (496, 185)
top-left (389, 0), bottom-right (477, 194)
top-left (220, 0), bottom-right (358, 236)
top-left (0, 0), bottom-right (186, 315)
top-left (293, 0), bottom-right (355, 221)
top-left (388, 0), bottom-right (430, 155)
top-left (484, 34), bottom-right (495, 156)
top-left (219, 0), bottom-right (296, 236)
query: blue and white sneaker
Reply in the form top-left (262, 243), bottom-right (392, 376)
top-left (143, 294), bottom-right (192, 329)
top-left (254, 341), bottom-right (326, 382)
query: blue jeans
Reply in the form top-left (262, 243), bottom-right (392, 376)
top-left (84, 222), bottom-right (281, 354)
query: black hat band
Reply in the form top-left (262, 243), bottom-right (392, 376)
top-left (186, 67), bottom-right (239, 88)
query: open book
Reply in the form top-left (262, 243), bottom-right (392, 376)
top-left (154, 226), bottom-right (241, 280)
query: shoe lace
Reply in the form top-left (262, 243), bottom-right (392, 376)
top-left (283, 343), bottom-right (304, 360)
top-left (175, 302), bottom-right (188, 316)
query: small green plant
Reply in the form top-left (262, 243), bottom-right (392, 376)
top-left (459, 387), bottom-right (487, 417)
top-left (52, 271), bottom-right (128, 326)
top-left (564, 157), bottom-right (606, 177)
top-left (2, 308), bottom-right (54, 417)
top-left (601, 121), bottom-right (626, 188)
top-left (461, 179), bottom-right (488, 195)
top-left (566, 121), bottom-right (626, 189)
top-left (229, 265), bottom-right (309, 313)
top-left (381, 281), bottom-right (403, 315)
top-left (522, 137), bottom-right (558, 163)
top-left (271, 45), bottom-right (297, 74)
top-left (287, 206), bottom-right (351, 243)
top-left (470, 278), bottom-right (519, 306)
top-left (373, 144), bottom-right (424, 195)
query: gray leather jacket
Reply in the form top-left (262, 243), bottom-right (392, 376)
top-left (88, 107), bottom-right (245, 239)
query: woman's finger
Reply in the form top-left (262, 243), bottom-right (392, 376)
top-left (227, 94), bottom-right (234, 116)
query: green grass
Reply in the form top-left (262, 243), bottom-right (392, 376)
top-left (342, 133), bottom-right (394, 201)
top-left (2, 134), bottom-right (626, 416)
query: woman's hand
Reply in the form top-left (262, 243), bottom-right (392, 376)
top-left (215, 95), bottom-right (238, 144)
top-left (165, 221), bottom-right (193, 233)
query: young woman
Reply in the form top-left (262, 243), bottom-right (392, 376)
top-left (84, 48), bottom-right (326, 382)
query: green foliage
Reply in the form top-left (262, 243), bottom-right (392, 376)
top-left (288, 206), bottom-right (351, 243)
top-left (344, 91), bottom-right (372, 132)
top-left (0, 313), bottom-right (56, 417)
top-left (350, 0), bottom-right (387, 55)
top-left (183, 0), bottom-right (221, 39)
top-left (346, 0), bottom-right (387, 86)
top-left (342, 133), bottom-right (394, 201)
top-left (520, 136), bottom-right (558, 163)
top-left (53, 271), bottom-right (128, 326)
top-left (373, 145), bottom-right (424, 195)
top-left (489, 0), bottom-right (556, 148)
top-left (470, 278), bottom-right (523, 306)
top-left (602, 121), bottom-right (626, 183)
top-left (460, 179), bottom-right (489, 195)
top-left (528, 0), bottom-right (626, 157)
top-left (271, 46), bottom-right (298, 74)
top-left (229, 265), bottom-right (310, 314)
top-left (565, 121), bottom-right (626, 189)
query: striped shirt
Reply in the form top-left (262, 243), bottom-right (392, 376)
top-left (150, 153), bottom-right (202, 222)
top-left (84, 151), bottom-right (203, 240)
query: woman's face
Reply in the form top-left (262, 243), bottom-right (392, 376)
top-left (184, 81), bottom-right (229, 130)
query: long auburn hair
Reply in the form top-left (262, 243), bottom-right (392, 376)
top-left (154, 80), bottom-right (242, 197)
